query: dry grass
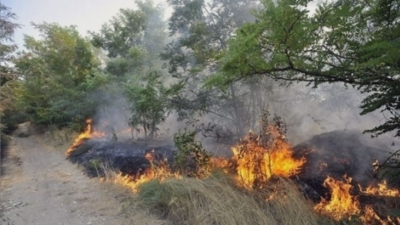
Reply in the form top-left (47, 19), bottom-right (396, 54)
top-left (94, 164), bottom-right (171, 225)
top-left (119, 195), bottom-right (171, 225)
top-left (134, 172), bottom-right (334, 225)
top-left (40, 127), bottom-right (77, 149)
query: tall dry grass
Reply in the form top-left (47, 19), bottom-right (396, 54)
top-left (134, 173), bottom-right (334, 225)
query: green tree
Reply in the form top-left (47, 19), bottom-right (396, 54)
top-left (124, 71), bottom-right (179, 139)
top-left (90, 0), bottom-right (166, 77)
top-left (14, 23), bottom-right (106, 129)
top-left (163, 0), bottom-right (263, 137)
top-left (0, 3), bottom-right (21, 152)
top-left (217, 0), bottom-right (400, 138)
top-left (91, 0), bottom-right (175, 140)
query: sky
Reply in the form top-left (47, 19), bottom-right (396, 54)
top-left (3, 0), bottom-right (170, 50)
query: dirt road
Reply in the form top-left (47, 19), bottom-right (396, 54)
top-left (0, 136), bottom-right (132, 225)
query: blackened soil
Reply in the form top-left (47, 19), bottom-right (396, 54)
top-left (67, 139), bottom-right (175, 177)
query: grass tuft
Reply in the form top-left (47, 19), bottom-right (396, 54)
top-left (135, 174), bottom-right (333, 225)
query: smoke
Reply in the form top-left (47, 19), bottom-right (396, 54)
top-left (260, 81), bottom-right (398, 148)
top-left (86, 0), bottom-right (399, 169)
top-left (86, 89), bottom-right (132, 141)
top-left (293, 129), bottom-right (393, 186)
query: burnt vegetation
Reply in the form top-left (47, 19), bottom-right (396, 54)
top-left (1, 0), bottom-right (400, 224)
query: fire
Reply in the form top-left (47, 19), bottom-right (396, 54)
top-left (361, 205), bottom-right (400, 225)
top-left (314, 175), bottom-right (360, 220)
top-left (358, 181), bottom-right (400, 224)
top-left (209, 157), bottom-right (231, 173)
top-left (360, 180), bottom-right (400, 197)
top-left (113, 171), bottom-right (155, 193)
top-left (232, 128), bottom-right (306, 188)
top-left (113, 152), bottom-right (180, 193)
top-left (66, 118), bottom-right (105, 155)
top-left (361, 205), bottom-right (386, 224)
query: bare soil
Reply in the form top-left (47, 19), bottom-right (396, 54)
top-left (0, 136), bottom-right (133, 225)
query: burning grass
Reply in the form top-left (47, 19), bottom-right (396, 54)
top-left (314, 175), bottom-right (361, 220)
top-left (360, 180), bottom-right (400, 197)
top-left (65, 114), bottom-right (400, 225)
top-left (313, 175), bottom-right (400, 224)
top-left (112, 154), bottom-right (181, 193)
top-left (66, 118), bottom-right (105, 156)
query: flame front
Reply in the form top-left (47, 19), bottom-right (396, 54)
top-left (232, 128), bottom-right (306, 188)
top-left (113, 153), bottom-right (180, 193)
top-left (66, 119), bottom-right (105, 155)
top-left (361, 205), bottom-right (400, 225)
top-left (66, 118), bottom-right (400, 224)
top-left (359, 180), bottom-right (400, 224)
top-left (314, 176), bottom-right (360, 220)
top-left (360, 180), bottom-right (400, 197)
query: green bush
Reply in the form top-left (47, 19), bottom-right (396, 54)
top-left (173, 129), bottom-right (211, 177)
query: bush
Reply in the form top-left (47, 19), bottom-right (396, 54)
top-left (173, 129), bottom-right (211, 177)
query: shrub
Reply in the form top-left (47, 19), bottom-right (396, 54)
top-left (173, 129), bottom-right (211, 177)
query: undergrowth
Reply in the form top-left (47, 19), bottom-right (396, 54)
top-left (134, 173), bottom-right (334, 225)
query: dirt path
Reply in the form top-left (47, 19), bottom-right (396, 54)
top-left (0, 136), bottom-right (132, 225)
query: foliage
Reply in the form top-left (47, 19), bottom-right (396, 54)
top-left (90, 0), bottom-right (166, 77)
top-left (217, 0), bottom-right (400, 138)
top-left (0, 3), bottom-right (19, 83)
top-left (92, 1), bottom-right (172, 140)
top-left (163, 0), bottom-right (266, 136)
top-left (375, 149), bottom-right (400, 184)
top-left (14, 23), bottom-right (106, 129)
top-left (0, 3), bottom-right (21, 151)
top-left (124, 71), bottom-right (178, 139)
top-left (173, 129), bottom-right (211, 177)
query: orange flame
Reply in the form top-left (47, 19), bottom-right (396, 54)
top-left (232, 128), bottom-right (306, 188)
top-left (358, 181), bottom-right (400, 224)
top-left (66, 119), bottom-right (105, 155)
top-left (360, 205), bottom-right (400, 225)
top-left (113, 152), bottom-right (180, 192)
top-left (314, 175), bottom-right (360, 220)
top-left (360, 180), bottom-right (400, 197)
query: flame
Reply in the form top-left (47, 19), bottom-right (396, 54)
top-left (360, 180), bottom-right (400, 197)
top-left (361, 205), bottom-right (386, 225)
top-left (314, 175), bottom-right (360, 220)
top-left (113, 152), bottom-right (180, 193)
top-left (232, 128), bottom-right (306, 188)
top-left (358, 181), bottom-right (400, 224)
top-left (66, 118), bottom-right (105, 155)
top-left (360, 205), bottom-right (400, 225)
top-left (210, 157), bottom-right (231, 173)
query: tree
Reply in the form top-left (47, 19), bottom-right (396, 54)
top-left (90, 0), bottom-right (166, 77)
top-left (91, 0), bottom-right (177, 140)
top-left (14, 23), bottom-right (106, 129)
top-left (0, 3), bottom-right (20, 115)
top-left (0, 3), bottom-right (19, 85)
top-left (163, 0), bottom-right (263, 137)
top-left (217, 0), bottom-right (400, 138)
top-left (0, 3), bottom-right (20, 152)
top-left (124, 71), bottom-right (179, 139)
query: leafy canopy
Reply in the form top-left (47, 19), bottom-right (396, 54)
top-left (90, 0), bottom-right (166, 77)
top-left (124, 71), bottom-right (180, 139)
top-left (14, 23), bottom-right (107, 129)
top-left (216, 0), bottom-right (400, 137)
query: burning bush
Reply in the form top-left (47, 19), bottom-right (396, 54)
top-left (232, 111), bottom-right (306, 189)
